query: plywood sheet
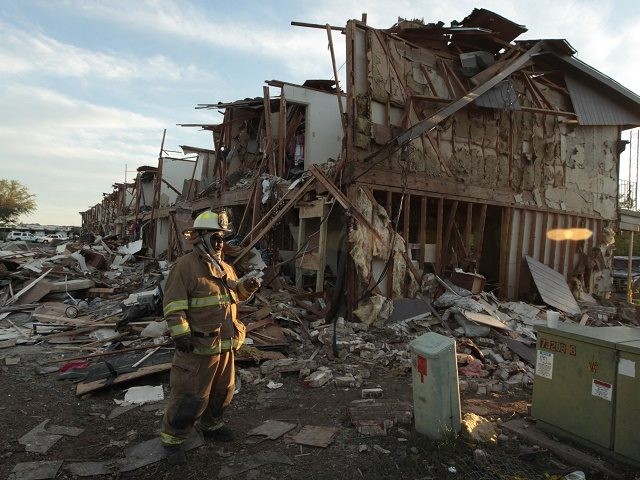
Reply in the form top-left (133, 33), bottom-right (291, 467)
top-left (289, 425), bottom-right (338, 448)
top-left (525, 255), bottom-right (580, 315)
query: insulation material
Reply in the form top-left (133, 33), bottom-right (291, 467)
top-left (353, 294), bottom-right (394, 328)
top-left (348, 188), bottom-right (419, 299)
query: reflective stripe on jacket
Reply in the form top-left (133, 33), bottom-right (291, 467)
top-left (163, 249), bottom-right (251, 354)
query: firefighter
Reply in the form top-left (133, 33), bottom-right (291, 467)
top-left (160, 210), bottom-right (260, 465)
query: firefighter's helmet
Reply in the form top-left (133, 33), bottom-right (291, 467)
top-left (190, 210), bottom-right (231, 232)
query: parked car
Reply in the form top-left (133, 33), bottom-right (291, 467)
top-left (41, 234), bottom-right (67, 244)
top-left (6, 231), bottom-right (36, 242)
top-left (612, 256), bottom-right (640, 292)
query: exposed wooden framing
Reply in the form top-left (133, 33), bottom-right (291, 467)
top-left (250, 176), bottom-right (262, 241)
top-left (419, 64), bottom-right (439, 98)
top-left (160, 178), bottom-right (182, 196)
top-left (519, 106), bottom-right (577, 117)
top-left (567, 215), bottom-right (578, 279)
top-left (514, 209), bottom-right (526, 299)
top-left (548, 212), bottom-right (559, 269)
top-left (519, 71), bottom-right (544, 108)
top-left (419, 196), bottom-right (427, 270)
top-left (278, 95), bottom-right (287, 177)
top-left (222, 110), bottom-right (232, 188)
top-left (325, 24), bottom-right (347, 138)
top-left (345, 21), bottom-right (356, 172)
top-left (360, 187), bottom-right (423, 291)
top-left (443, 61), bottom-right (466, 95)
top-left (413, 94), bottom-right (450, 103)
top-left (437, 59), bottom-right (456, 98)
top-left (464, 202), bottom-right (473, 254)
top-left (262, 86), bottom-right (276, 175)
top-left (442, 200), bottom-right (459, 270)
top-left (525, 73), bottom-right (554, 110)
top-left (233, 179), bottom-right (316, 265)
top-left (558, 215), bottom-right (568, 276)
top-left (436, 198), bottom-right (444, 274)
top-left (474, 203), bottom-right (487, 266)
top-left (385, 191), bottom-right (392, 218)
top-left (310, 165), bottom-right (382, 242)
top-left (403, 194), bottom-right (411, 244)
top-left (524, 210), bottom-right (538, 293)
top-left (295, 210), bottom-right (307, 290)
top-left (237, 177), bottom-right (260, 237)
top-left (539, 211), bottom-right (549, 264)
top-left (316, 201), bottom-right (329, 292)
top-left (425, 133), bottom-right (453, 176)
top-left (499, 207), bottom-right (514, 298)
top-left (389, 43), bottom-right (544, 148)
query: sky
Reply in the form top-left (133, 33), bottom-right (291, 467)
top-left (1, 0), bottom-right (639, 226)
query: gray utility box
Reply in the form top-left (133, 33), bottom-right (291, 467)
top-left (532, 323), bottom-right (640, 466)
top-left (410, 332), bottom-right (461, 439)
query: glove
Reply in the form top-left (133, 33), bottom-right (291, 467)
top-left (242, 277), bottom-right (261, 293)
top-left (173, 335), bottom-right (194, 353)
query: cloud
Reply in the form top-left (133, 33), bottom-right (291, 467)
top-left (0, 21), bottom-right (212, 82)
top-left (0, 85), bottom-right (168, 224)
top-left (56, 0), bottom-right (342, 79)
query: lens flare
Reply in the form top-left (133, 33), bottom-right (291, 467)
top-left (546, 228), bottom-right (593, 241)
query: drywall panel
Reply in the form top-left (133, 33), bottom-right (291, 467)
top-left (282, 84), bottom-right (344, 168)
top-left (160, 157), bottom-right (197, 206)
top-left (155, 218), bottom-right (169, 256)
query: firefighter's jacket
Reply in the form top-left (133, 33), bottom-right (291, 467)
top-left (163, 249), bottom-right (251, 355)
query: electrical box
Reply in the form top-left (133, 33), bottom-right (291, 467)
top-left (410, 332), bottom-right (461, 439)
top-left (614, 339), bottom-right (640, 464)
top-left (532, 324), bottom-right (640, 465)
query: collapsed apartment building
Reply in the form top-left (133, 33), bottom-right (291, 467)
top-left (81, 9), bottom-right (640, 317)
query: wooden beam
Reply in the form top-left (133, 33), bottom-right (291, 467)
top-left (464, 202), bottom-right (473, 255)
top-left (436, 198), bottom-right (444, 274)
top-left (514, 209), bottom-right (526, 299)
top-left (419, 196), bottom-right (427, 271)
top-left (262, 86), bottom-right (276, 175)
top-left (548, 212), bottom-right (559, 269)
top-left (442, 200), bottom-right (459, 270)
top-left (539, 211), bottom-right (549, 264)
top-left (567, 215), bottom-right (578, 279)
top-left (499, 207), bottom-right (514, 298)
top-left (403, 194), bottom-right (411, 244)
top-left (558, 215), bottom-right (568, 276)
top-left (309, 165), bottom-right (382, 242)
top-left (475, 203), bottom-right (488, 266)
top-left (233, 179), bottom-right (316, 265)
top-left (524, 210), bottom-right (538, 294)
top-left (278, 95), bottom-right (287, 177)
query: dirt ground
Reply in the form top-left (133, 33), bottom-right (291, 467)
top-left (1, 340), bottom-right (638, 480)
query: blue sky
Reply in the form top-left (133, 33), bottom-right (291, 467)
top-left (1, 0), bottom-right (639, 226)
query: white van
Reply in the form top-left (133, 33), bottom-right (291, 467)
top-left (6, 231), bottom-right (36, 241)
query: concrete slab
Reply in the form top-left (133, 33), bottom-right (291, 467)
top-left (501, 419), bottom-right (623, 478)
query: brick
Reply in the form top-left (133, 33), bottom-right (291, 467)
top-left (361, 388), bottom-right (383, 399)
top-left (334, 374), bottom-right (357, 388)
top-left (303, 369), bottom-right (332, 388)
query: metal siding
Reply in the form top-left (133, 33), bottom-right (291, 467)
top-left (474, 80), bottom-right (521, 110)
top-left (565, 74), bottom-right (640, 125)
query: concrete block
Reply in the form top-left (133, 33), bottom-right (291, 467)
top-left (334, 374), bottom-right (357, 388)
top-left (303, 369), bottom-right (332, 388)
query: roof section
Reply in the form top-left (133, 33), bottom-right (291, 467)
top-left (565, 73), bottom-right (640, 127)
top-left (459, 8), bottom-right (527, 44)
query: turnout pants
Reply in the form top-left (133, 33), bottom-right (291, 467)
top-left (161, 349), bottom-right (235, 445)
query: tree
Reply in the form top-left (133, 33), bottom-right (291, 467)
top-left (0, 180), bottom-right (37, 224)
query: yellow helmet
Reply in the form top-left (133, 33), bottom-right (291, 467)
top-left (191, 210), bottom-right (231, 232)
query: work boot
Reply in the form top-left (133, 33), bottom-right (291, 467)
top-left (202, 424), bottom-right (235, 442)
top-left (163, 445), bottom-right (186, 465)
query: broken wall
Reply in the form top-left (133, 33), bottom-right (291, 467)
top-left (281, 84), bottom-right (345, 169)
top-left (348, 22), bottom-right (621, 221)
top-left (160, 157), bottom-right (199, 206)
